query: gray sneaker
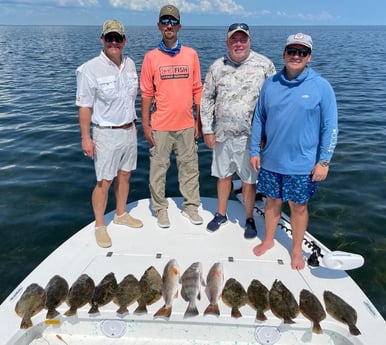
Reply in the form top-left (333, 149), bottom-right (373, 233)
top-left (157, 209), bottom-right (170, 228)
top-left (182, 209), bottom-right (203, 225)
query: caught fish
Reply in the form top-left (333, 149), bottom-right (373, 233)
top-left (64, 274), bottom-right (95, 317)
top-left (269, 279), bottom-right (299, 324)
top-left (324, 290), bottom-right (361, 336)
top-left (181, 262), bottom-right (205, 318)
top-left (44, 275), bottom-right (69, 319)
top-left (204, 262), bottom-right (224, 316)
top-left (15, 283), bottom-right (46, 329)
top-left (299, 289), bottom-right (326, 334)
top-left (221, 278), bottom-right (247, 318)
top-left (247, 279), bottom-right (270, 321)
top-left (113, 274), bottom-right (141, 314)
top-left (89, 272), bottom-right (118, 314)
top-left (154, 259), bottom-right (180, 319)
top-left (134, 266), bottom-right (162, 314)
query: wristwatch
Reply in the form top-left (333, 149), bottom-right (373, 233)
top-left (318, 159), bottom-right (330, 167)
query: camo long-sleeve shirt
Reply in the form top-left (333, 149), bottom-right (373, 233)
top-left (200, 50), bottom-right (276, 142)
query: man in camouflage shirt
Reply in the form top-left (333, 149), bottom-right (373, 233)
top-left (201, 23), bottom-right (276, 238)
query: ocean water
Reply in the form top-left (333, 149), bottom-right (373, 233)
top-left (0, 25), bottom-right (385, 318)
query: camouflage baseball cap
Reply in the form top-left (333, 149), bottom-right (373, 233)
top-left (101, 19), bottom-right (125, 36)
top-left (159, 4), bottom-right (180, 21)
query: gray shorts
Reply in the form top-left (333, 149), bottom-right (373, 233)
top-left (211, 136), bottom-right (257, 184)
top-left (93, 126), bottom-right (137, 181)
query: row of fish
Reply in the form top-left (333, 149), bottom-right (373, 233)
top-left (15, 260), bottom-right (360, 336)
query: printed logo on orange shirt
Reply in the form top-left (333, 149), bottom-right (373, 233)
top-left (160, 65), bottom-right (189, 79)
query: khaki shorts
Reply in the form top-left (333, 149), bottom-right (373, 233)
top-left (211, 136), bottom-right (257, 184)
top-left (93, 126), bottom-right (137, 181)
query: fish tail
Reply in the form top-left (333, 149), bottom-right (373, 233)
top-left (64, 307), bottom-right (76, 317)
top-left (231, 307), bottom-right (242, 319)
top-left (204, 303), bottom-right (220, 316)
top-left (255, 311), bottom-right (267, 321)
top-left (184, 302), bottom-right (199, 319)
top-left (133, 304), bottom-right (147, 315)
top-left (88, 305), bottom-right (99, 314)
top-left (116, 306), bottom-right (128, 315)
top-left (284, 318), bottom-right (296, 324)
top-left (20, 316), bottom-right (33, 329)
top-left (349, 324), bottom-right (361, 336)
top-left (312, 322), bottom-right (323, 334)
top-left (154, 305), bottom-right (172, 319)
top-left (46, 308), bottom-right (60, 319)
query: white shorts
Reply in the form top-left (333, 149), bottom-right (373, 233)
top-left (211, 136), bottom-right (257, 184)
top-left (93, 126), bottom-right (137, 181)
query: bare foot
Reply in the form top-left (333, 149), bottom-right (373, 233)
top-left (291, 251), bottom-right (305, 270)
top-left (253, 240), bottom-right (274, 256)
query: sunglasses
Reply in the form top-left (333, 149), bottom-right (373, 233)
top-left (104, 33), bottom-right (124, 43)
top-left (160, 18), bottom-right (180, 26)
top-left (228, 23), bottom-right (249, 32)
top-left (286, 47), bottom-right (311, 57)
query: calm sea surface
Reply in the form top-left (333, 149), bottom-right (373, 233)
top-left (0, 25), bottom-right (385, 318)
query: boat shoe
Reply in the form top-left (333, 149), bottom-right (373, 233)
top-left (95, 226), bottom-right (112, 248)
top-left (244, 218), bottom-right (257, 239)
top-left (157, 209), bottom-right (171, 228)
top-left (182, 208), bottom-right (203, 225)
top-left (113, 212), bottom-right (143, 228)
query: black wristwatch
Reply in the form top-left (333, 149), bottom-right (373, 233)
top-left (318, 159), bottom-right (330, 167)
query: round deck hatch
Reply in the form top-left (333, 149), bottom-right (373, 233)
top-left (254, 326), bottom-right (281, 344)
top-left (100, 319), bottom-right (127, 338)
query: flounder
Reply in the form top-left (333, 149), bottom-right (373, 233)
top-left (44, 275), bottom-right (69, 319)
top-left (221, 278), bottom-right (247, 318)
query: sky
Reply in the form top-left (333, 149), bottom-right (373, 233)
top-left (0, 0), bottom-right (385, 26)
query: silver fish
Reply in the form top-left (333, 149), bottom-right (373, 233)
top-left (44, 275), bottom-right (69, 319)
top-left (113, 274), bottom-right (141, 315)
top-left (15, 283), bottom-right (46, 329)
top-left (269, 279), bottom-right (299, 324)
top-left (299, 289), bottom-right (326, 334)
top-left (134, 266), bottom-right (162, 314)
top-left (324, 290), bottom-right (361, 336)
top-left (247, 279), bottom-right (270, 321)
top-left (221, 278), bottom-right (247, 318)
top-left (204, 262), bottom-right (224, 316)
top-left (89, 272), bottom-right (118, 314)
top-left (64, 274), bottom-right (95, 316)
top-left (154, 259), bottom-right (180, 319)
top-left (181, 262), bottom-right (205, 318)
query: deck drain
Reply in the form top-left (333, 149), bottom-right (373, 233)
top-left (100, 319), bottom-right (127, 338)
top-left (254, 326), bottom-right (281, 344)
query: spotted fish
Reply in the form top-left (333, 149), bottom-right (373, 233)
top-left (113, 274), bottom-right (141, 314)
top-left (269, 279), bottom-right (299, 324)
top-left (247, 279), bottom-right (270, 321)
top-left (64, 274), bottom-right (95, 316)
top-left (299, 289), bottom-right (326, 334)
top-left (44, 275), bottom-right (69, 319)
top-left (134, 266), bottom-right (162, 314)
top-left (89, 272), bottom-right (118, 314)
top-left (221, 278), bottom-right (247, 318)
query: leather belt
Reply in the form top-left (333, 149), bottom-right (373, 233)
top-left (93, 121), bottom-right (135, 129)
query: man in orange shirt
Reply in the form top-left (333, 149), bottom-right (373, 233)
top-left (140, 4), bottom-right (202, 228)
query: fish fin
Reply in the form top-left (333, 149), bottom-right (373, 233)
top-left (184, 302), bottom-right (199, 319)
top-left (204, 303), bottom-right (220, 316)
top-left (349, 324), bottom-right (361, 336)
top-left (133, 304), bottom-right (147, 315)
top-left (154, 305), bottom-right (172, 319)
top-left (20, 316), bottom-right (33, 329)
top-left (88, 305), bottom-right (99, 314)
top-left (46, 308), bottom-right (60, 319)
top-left (255, 311), bottom-right (267, 321)
top-left (312, 322), bottom-right (323, 334)
top-left (64, 307), bottom-right (76, 317)
top-left (231, 307), bottom-right (242, 319)
top-left (284, 317), bottom-right (296, 324)
top-left (116, 306), bottom-right (128, 315)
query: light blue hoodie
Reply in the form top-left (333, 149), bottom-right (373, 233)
top-left (250, 66), bottom-right (338, 175)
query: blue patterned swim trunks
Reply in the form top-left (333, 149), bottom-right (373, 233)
top-left (257, 168), bottom-right (316, 204)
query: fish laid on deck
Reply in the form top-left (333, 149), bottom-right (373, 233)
top-left (88, 272), bottom-right (118, 314)
top-left (324, 290), bottom-right (361, 336)
top-left (269, 279), bottom-right (299, 324)
top-left (15, 283), bottom-right (46, 329)
top-left (64, 274), bottom-right (95, 317)
top-left (154, 259), bottom-right (180, 319)
top-left (44, 275), bottom-right (69, 319)
top-left (204, 262), bottom-right (224, 317)
top-left (247, 279), bottom-right (270, 321)
top-left (221, 278), bottom-right (247, 318)
top-left (180, 262), bottom-right (205, 318)
top-left (299, 289), bottom-right (326, 334)
top-left (113, 274), bottom-right (141, 315)
top-left (134, 266), bottom-right (162, 315)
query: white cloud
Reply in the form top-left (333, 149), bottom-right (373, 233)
top-left (109, 0), bottom-right (244, 14)
top-left (58, 0), bottom-right (99, 5)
